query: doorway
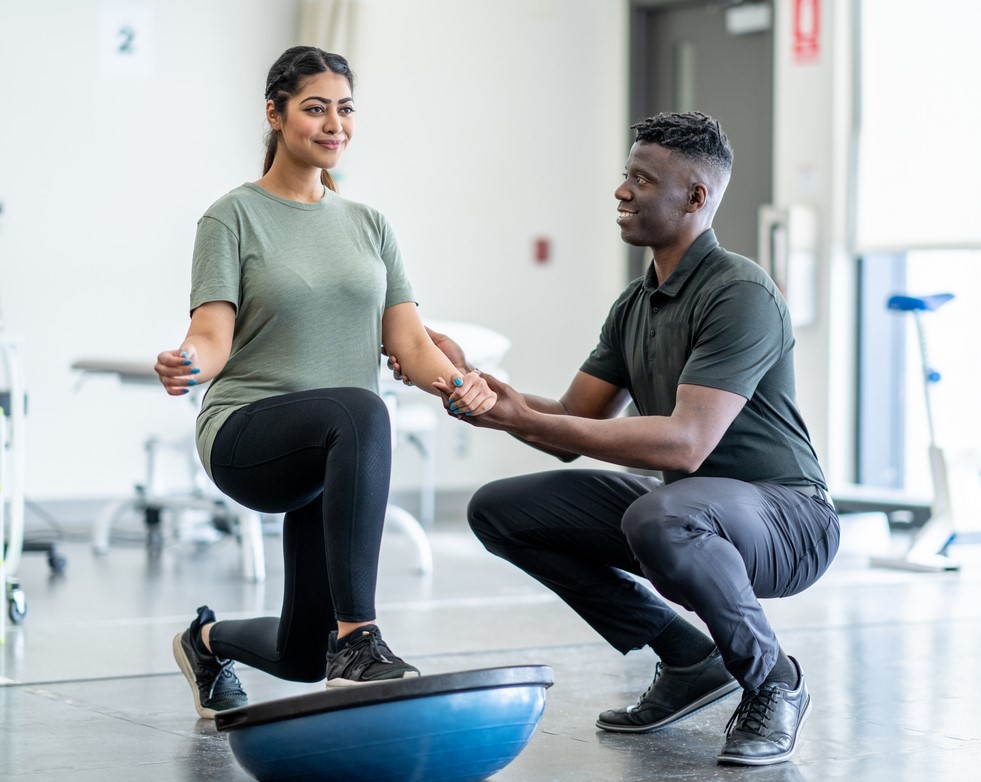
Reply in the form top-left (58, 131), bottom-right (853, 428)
top-left (628, 0), bottom-right (774, 277)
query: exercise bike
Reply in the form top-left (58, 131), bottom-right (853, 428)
top-left (870, 292), bottom-right (961, 572)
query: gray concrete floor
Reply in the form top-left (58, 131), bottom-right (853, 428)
top-left (3, 504), bottom-right (981, 781)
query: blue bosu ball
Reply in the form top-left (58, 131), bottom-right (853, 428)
top-left (215, 665), bottom-right (554, 782)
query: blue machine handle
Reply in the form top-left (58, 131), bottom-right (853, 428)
top-left (887, 293), bottom-right (955, 312)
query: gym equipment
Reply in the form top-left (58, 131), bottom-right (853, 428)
top-left (870, 293), bottom-right (961, 572)
top-left (215, 665), bottom-right (553, 782)
top-left (72, 359), bottom-right (270, 581)
top-left (1, 333), bottom-right (47, 626)
top-left (70, 357), bottom-right (448, 579)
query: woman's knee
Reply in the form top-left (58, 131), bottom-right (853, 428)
top-left (288, 658), bottom-right (329, 684)
top-left (314, 387), bottom-right (392, 451)
top-left (338, 387), bottom-right (390, 427)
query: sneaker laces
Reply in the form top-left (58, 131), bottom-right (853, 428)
top-left (725, 686), bottom-right (783, 736)
top-left (357, 628), bottom-right (394, 666)
top-left (208, 658), bottom-right (240, 700)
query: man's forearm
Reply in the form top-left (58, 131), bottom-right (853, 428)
top-left (507, 393), bottom-right (583, 461)
top-left (502, 408), bottom-right (696, 473)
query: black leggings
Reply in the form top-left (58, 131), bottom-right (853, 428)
top-left (206, 387), bottom-right (392, 682)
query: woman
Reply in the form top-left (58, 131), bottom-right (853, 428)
top-left (155, 46), bottom-right (495, 719)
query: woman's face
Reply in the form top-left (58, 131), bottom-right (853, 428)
top-left (268, 71), bottom-right (355, 172)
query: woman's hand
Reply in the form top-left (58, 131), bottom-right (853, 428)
top-left (155, 343), bottom-right (202, 396)
top-left (155, 301), bottom-right (235, 396)
top-left (433, 370), bottom-right (496, 416)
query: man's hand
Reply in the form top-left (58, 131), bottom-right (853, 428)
top-left (432, 370), bottom-right (497, 416)
top-left (443, 372), bottom-right (524, 431)
top-left (382, 326), bottom-right (469, 386)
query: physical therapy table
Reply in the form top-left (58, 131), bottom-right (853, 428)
top-left (69, 360), bottom-right (434, 579)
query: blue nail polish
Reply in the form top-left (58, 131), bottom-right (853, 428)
top-left (180, 352), bottom-right (188, 358)
top-left (182, 360), bottom-right (192, 366)
top-left (466, 412), bottom-right (472, 416)
top-left (450, 405), bottom-right (457, 412)
top-left (454, 377), bottom-right (463, 387)
top-left (191, 368), bottom-right (201, 374)
top-left (187, 379), bottom-right (198, 386)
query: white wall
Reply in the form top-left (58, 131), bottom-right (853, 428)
top-left (339, 0), bottom-right (629, 490)
top-left (0, 0), bottom-right (298, 501)
top-left (0, 0), bottom-right (629, 501)
top-left (771, 0), bottom-right (856, 486)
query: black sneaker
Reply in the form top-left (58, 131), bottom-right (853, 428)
top-left (172, 605), bottom-right (248, 719)
top-left (596, 648), bottom-right (739, 733)
top-left (325, 624), bottom-right (420, 686)
top-left (717, 656), bottom-right (811, 766)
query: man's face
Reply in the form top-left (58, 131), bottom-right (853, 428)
top-left (614, 142), bottom-right (695, 249)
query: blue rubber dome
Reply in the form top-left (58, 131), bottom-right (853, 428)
top-left (215, 665), bottom-right (554, 782)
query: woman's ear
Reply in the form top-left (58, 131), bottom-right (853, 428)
top-left (265, 99), bottom-right (280, 131)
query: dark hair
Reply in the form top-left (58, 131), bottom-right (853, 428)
top-left (262, 46), bottom-right (355, 192)
top-left (630, 111), bottom-right (733, 176)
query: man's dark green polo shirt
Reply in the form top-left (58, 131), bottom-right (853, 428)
top-left (581, 229), bottom-right (825, 488)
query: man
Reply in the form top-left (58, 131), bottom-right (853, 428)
top-left (389, 111), bottom-right (839, 766)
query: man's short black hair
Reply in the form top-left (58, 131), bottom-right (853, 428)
top-left (631, 111), bottom-right (733, 175)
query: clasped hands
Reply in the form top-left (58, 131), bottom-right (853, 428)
top-left (383, 327), bottom-right (522, 431)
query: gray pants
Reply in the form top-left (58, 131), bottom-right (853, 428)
top-left (468, 470), bottom-right (840, 690)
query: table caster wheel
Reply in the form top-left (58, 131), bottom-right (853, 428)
top-left (7, 580), bottom-right (27, 625)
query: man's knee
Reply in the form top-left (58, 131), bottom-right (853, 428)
top-left (622, 490), bottom-right (670, 542)
top-left (467, 479), bottom-right (514, 546)
top-left (621, 491), bottom-right (699, 575)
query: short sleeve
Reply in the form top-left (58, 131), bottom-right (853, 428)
top-left (377, 216), bottom-right (416, 308)
top-left (679, 280), bottom-right (788, 399)
top-left (190, 215), bottom-right (241, 313)
top-left (580, 306), bottom-right (627, 388)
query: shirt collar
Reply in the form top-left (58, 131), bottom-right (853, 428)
top-left (642, 228), bottom-right (719, 296)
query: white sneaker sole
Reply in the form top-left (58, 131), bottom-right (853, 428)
top-left (325, 670), bottom-right (421, 688)
top-left (172, 632), bottom-right (217, 720)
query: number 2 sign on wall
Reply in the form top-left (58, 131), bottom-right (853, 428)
top-left (100, 3), bottom-right (154, 79)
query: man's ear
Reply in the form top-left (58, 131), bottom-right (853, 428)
top-left (687, 182), bottom-right (709, 212)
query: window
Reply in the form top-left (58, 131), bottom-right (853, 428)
top-left (856, 1), bottom-right (981, 517)
top-left (856, 0), bottom-right (981, 250)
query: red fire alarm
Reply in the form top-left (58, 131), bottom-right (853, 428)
top-left (534, 237), bottom-right (551, 264)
